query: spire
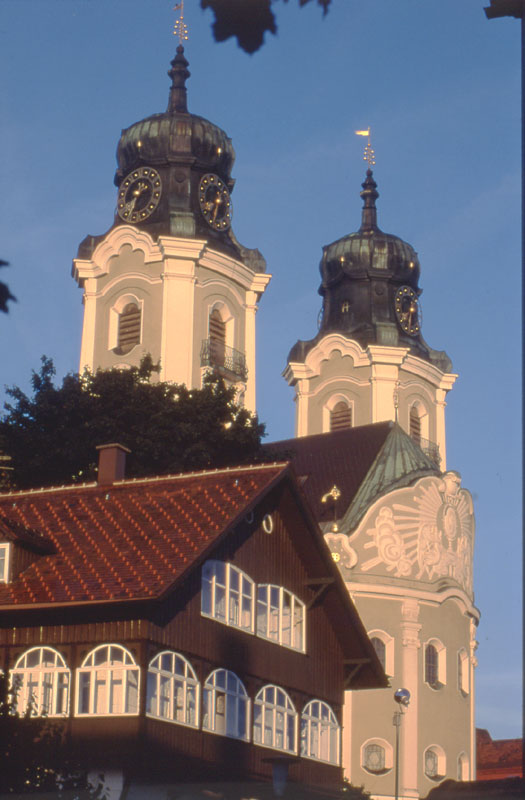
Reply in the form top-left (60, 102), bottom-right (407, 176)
top-left (359, 169), bottom-right (379, 233)
top-left (168, 45), bottom-right (190, 113)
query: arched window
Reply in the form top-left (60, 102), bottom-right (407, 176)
top-left (300, 700), bottom-right (340, 764)
top-left (424, 745), bottom-right (446, 780)
top-left (202, 669), bottom-right (249, 741)
top-left (457, 752), bottom-right (469, 781)
top-left (410, 405), bottom-right (421, 445)
top-left (11, 647), bottom-right (70, 717)
top-left (201, 561), bottom-right (255, 632)
top-left (118, 302), bottom-right (141, 354)
top-left (209, 309), bottom-right (226, 367)
top-left (146, 651), bottom-right (199, 728)
top-left (77, 644), bottom-right (139, 716)
top-left (330, 401), bottom-right (352, 432)
top-left (370, 637), bottom-right (386, 671)
top-left (424, 640), bottom-right (446, 689)
top-left (457, 649), bottom-right (469, 694)
top-left (256, 585), bottom-right (305, 651)
top-left (253, 685), bottom-right (297, 753)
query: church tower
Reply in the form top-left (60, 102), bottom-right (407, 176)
top-left (280, 167), bottom-right (479, 798)
top-left (285, 169), bottom-right (455, 467)
top-left (73, 43), bottom-right (270, 411)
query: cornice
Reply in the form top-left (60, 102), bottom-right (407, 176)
top-left (346, 580), bottom-right (480, 620)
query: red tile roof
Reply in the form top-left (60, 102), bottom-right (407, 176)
top-left (476, 729), bottom-right (523, 779)
top-left (0, 464), bottom-right (287, 607)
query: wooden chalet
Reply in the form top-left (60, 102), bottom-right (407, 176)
top-left (0, 445), bottom-right (386, 798)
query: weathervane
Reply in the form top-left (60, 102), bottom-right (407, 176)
top-left (173, 1), bottom-right (189, 44)
top-left (355, 128), bottom-right (376, 167)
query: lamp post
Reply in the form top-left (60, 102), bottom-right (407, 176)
top-left (393, 688), bottom-right (410, 800)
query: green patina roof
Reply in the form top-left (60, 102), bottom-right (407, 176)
top-left (343, 423), bottom-right (439, 532)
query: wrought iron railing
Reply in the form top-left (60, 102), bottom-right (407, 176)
top-left (200, 339), bottom-right (248, 381)
top-left (412, 435), bottom-right (441, 468)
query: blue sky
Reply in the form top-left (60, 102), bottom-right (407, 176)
top-left (0, 1), bottom-right (521, 738)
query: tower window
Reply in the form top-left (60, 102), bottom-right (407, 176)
top-left (409, 406), bottom-right (421, 444)
top-left (330, 401), bottom-right (352, 432)
top-left (370, 637), bottom-right (386, 672)
top-left (364, 743), bottom-right (386, 773)
top-left (424, 640), bottom-right (446, 689)
top-left (118, 303), bottom-right (141, 354)
top-left (209, 309), bottom-right (226, 367)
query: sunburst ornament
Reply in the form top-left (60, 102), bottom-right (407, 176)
top-left (351, 473), bottom-right (474, 595)
top-left (173, 1), bottom-right (189, 44)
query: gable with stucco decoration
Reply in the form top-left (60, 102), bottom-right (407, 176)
top-left (325, 472), bottom-right (474, 597)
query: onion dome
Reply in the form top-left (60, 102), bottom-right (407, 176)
top-left (288, 170), bottom-right (451, 371)
top-left (78, 45), bottom-right (265, 271)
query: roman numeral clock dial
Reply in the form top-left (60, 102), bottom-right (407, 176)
top-left (394, 285), bottom-right (422, 336)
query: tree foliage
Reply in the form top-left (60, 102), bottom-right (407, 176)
top-left (0, 356), bottom-right (265, 491)
top-left (201, 0), bottom-right (332, 54)
top-left (0, 260), bottom-right (16, 314)
top-left (0, 674), bottom-right (105, 798)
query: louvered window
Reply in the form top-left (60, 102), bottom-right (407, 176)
top-left (209, 309), bottom-right (226, 367)
top-left (410, 406), bottom-right (421, 444)
top-left (118, 303), bottom-right (141, 353)
top-left (330, 402), bottom-right (352, 432)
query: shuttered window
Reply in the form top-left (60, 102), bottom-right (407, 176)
top-left (330, 402), bottom-right (352, 432)
top-left (209, 310), bottom-right (225, 367)
top-left (410, 406), bottom-right (421, 444)
top-left (118, 303), bottom-right (141, 353)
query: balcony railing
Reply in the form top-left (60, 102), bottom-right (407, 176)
top-left (411, 435), bottom-right (441, 468)
top-left (200, 339), bottom-right (248, 381)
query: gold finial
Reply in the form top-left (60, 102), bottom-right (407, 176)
top-left (173, 1), bottom-right (189, 44)
top-left (355, 128), bottom-right (376, 167)
top-left (322, 485), bottom-right (342, 503)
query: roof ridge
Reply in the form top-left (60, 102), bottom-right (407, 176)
top-left (0, 461), bottom-right (289, 499)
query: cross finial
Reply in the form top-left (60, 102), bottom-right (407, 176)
top-left (355, 128), bottom-right (376, 167)
top-left (173, 1), bottom-right (189, 45)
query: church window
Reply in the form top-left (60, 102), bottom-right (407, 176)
top-left (11, 647), bottom-right (70, 717)
top-left (370, 637), bottom-right (386, 671)
top-left (202, 669), bottom-right (249, 741)
top-left (457, 752), bottom-right (469, 781)
top-left (424, 745), bottom-right (446, 780)
top-left (300, 700), bottom-right (340, 764)
top-left (457, 649), bottom-right (469, 694)
top-left (364, 743), bottom-right (385, 773)
top-left (117, 302), bottom-right (141, 354)
top-left (256, 585), bottom-right (305, 651)
top-left (409, 405), bottom-right (422, 444)
top-left (424, 640), bottom-right (445, 689)
top-left (76, 644), bottom-right (139, 716)
top-left (209, 309), bottom-right (226, 367)
top-left (253, 685), bottom-right (297, 753)
top-left (201, 561), bottom-right (255, 633)
top-left (330, 401), bottom-right (352, 432)
top-left (146, 651), bottom-right (199, 728)
top-left (0, 543), bottom-right (10, 583)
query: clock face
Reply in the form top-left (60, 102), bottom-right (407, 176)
top-left (117, 167), bottom-right (162, 224)
top-left (394, 285), bottom-right (421, 336)
top-left (199, 174), bottom-right (232, 230)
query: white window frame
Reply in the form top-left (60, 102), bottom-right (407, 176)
top-left (300, 700), bottom-right (340, 765)
top-left (424, 745), bottom-right (446, 780)
top-left (202, 669), bottom-right (250, 741)
top-left (146, 651), bottom-right (199, 729)
top-left (256, 585), bottom-right (305, 652)
top-left (424, 638), bottom-right (446, 689)
top-left (0, 543), bottom-right (10, 583)
top-left (368, 629), bottom-right (394, 677)
top-left (11, 647), bottom-right (70, 717)
top-left (457, 648), bottom-right (469, 695)
top-left (201, 561), bottom-right (255, 633)
top-left (253, 685), bottom-right (297, 754)
top-left (361, 737), bottom-right (394, 774)
top-left (322, 394), bottom-right (354, 434)
top-left (76, 644), bottom-right (140, 717)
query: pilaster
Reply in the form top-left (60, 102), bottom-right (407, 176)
top-left (400, 598), bottom-right (421, 799)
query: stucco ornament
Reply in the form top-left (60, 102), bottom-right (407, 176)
top-left (360, 472), bottom-right (474, 593)
top-left (324, 532), bottom-right (358, 571)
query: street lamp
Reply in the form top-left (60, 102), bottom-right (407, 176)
top-left (393, 688), bottom-right (410, 800)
